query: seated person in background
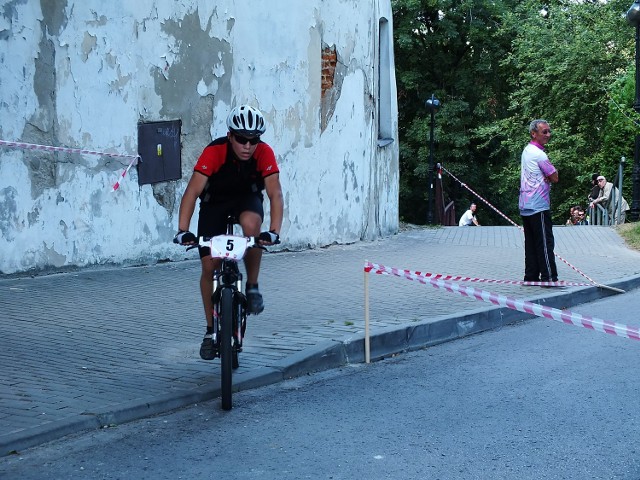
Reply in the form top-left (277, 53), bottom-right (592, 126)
top-left (565, 206), bottom-right (577, 225)
top-left (566, 205), bottom-right (586, 226)
top-left (459, 203), bottom-right (480, 226)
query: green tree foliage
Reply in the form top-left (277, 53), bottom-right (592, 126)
top-left (602, 71), bottom-right (638, 181)
top-left (393, 0), bottom-right (519, 224)
top-left (393, 0), bottom-right (638, 225)
top-left (496, 0), bottom-right (634, 222)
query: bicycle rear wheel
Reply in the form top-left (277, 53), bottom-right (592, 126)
top-left (220, 288), bottom-right (234, 410)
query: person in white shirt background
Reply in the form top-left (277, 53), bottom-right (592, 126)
top-left (459, 203), bottom-right (480, 226)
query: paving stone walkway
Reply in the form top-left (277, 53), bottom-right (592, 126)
top-left (2, 225), bottom-right (639, 454)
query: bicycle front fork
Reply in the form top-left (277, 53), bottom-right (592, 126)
top-left (212, 276), bottom-right (247, 355)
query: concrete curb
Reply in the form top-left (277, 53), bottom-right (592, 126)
top-left (2, 274), bottom-right (638, 456)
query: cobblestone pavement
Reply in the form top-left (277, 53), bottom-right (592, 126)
top-left (1, 225), bottom-right (639, 455)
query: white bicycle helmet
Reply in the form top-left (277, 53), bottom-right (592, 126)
top-left (226, 105), bottom-right (266, 137)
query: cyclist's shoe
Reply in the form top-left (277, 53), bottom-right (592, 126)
top-left (199, 333), bottom-right (216, 360)
top-left (246, 288), bottom-right (264, 315)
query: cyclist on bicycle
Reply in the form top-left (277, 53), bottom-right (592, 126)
top-left (174, 105), bottom-right (284, 360)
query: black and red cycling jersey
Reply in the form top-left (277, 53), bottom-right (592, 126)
top-left (194, 136), bottom-right (279, 204)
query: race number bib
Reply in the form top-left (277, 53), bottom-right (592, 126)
top-left (208, 235), bottom-right (250, 260)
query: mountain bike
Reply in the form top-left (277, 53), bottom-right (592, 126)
top-left (176, 216), bottom-right (279, 409)
top-left (181, 218), bottom-right (262, 410)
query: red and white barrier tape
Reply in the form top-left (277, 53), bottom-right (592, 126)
top-left (111, 155), bottom-right (139, 192)
top-left (365, 261), bottom-right (639, 342)
top-left (441, 165), bottom-right (517, 228)
top-left (0, 139), bottom-right (138, 159)
top-left (365, 262), bottom-right (591, 287)
top-left (439, 164), bottom-right (600, 286)
top-left (0, 139), bottom-right (139, 192)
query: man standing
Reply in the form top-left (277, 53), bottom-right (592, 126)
top-left (588, 173), bottom-right (601, 203)
top-left (519, 119), bottom-right (558, 282)
top-left (589, 175), bottom-right (629, 224)
top-left (458, 203), bottom-right (480, 226)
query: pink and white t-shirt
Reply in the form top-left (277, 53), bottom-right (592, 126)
top-left (519, 141), bottom-right (556, 216)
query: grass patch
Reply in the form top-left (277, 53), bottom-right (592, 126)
top-left (616, 222), bottom-right (640, 252)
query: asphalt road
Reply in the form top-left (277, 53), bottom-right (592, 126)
top-left (2, 288), bottom-right (640, 480)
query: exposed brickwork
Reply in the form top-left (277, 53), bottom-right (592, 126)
top-left (321, 46), bottom-right (337, 95)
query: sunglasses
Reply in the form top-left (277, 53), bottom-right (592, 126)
top-left (540, 129), bottom-right (551, 134)
top-left (233, 133), bottom-right (261, 145)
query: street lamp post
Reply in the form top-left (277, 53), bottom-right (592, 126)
top-left (425, 94), bottom-right (441, 225)
top-left (626, 0), bottom-right (640, 221)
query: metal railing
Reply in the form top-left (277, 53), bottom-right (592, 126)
top-left (587, 204), bottom-right (609, 226)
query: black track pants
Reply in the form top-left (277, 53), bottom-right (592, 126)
top-left (521, 210), bottom-right (558, 282)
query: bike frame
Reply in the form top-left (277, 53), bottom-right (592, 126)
top-left (199, 218), bottom-right (255, 410)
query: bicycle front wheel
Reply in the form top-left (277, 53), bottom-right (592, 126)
top-left (220, 288), bottom-right (234, 410)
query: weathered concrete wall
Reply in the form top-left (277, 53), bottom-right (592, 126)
top-left (0, 0), bottom-right (398, 274)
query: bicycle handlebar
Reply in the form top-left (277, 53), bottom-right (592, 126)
top-left (181, 233), bottom-right (280, 259)
top-left (179, 232), bottom-right (279, 248)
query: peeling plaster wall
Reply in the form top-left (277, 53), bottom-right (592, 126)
top-left (0, 0), bottom-right (398, 274)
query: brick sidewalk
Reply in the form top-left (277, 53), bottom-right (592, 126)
top-left (1, 225), bottom-right (639, 454)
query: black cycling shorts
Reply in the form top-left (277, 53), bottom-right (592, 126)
top-left (197, 194), bottom-right (264, 258)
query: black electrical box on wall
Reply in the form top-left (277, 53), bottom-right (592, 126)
top-left (137, 120), bottom-right (182, 185)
